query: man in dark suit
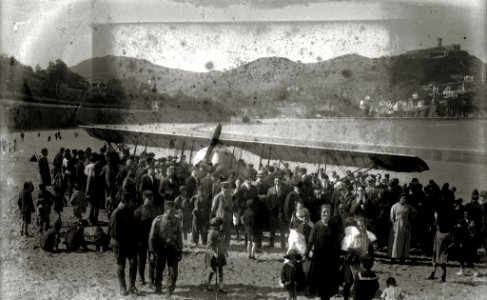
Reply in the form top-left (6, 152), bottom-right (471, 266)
top-left (184, 169), bottom-right (199, 198)
top-left (158, 166), bottom-right (179, 203)
top-left (266, 177), bottom-right (289, 249)
top-left (139, 164), bottom-right (161, 207)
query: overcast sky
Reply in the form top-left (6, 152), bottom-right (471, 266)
top-left (1, 0), bottom-right (485, 72)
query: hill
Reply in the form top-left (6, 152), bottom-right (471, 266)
top-left (69, 46), bottom-right (486, 117)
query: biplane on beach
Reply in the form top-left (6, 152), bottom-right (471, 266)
top-left (80, 122), bottom-right (430, 175)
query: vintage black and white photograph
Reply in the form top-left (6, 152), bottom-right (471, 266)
top-left (1, 0), bottom-right (486, 299)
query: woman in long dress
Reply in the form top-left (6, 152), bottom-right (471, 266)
top-left (388, 193), bottom-right (417, 263)
top-left (305, 203), bottom-right (341, 300)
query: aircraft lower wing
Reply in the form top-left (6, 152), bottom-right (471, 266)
top-left (80, 123), bottom-right (429, 173)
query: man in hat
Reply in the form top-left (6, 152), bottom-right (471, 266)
top-left (285, 182), bottom-right (304, 224)
top-left (139, 162), bottom-right (161, 207)
top-left (211, 182), bottom-right (234, 252)
top-left (191, 185), bottom-right (211, 245)
top-left (247, 164), bottom-right (257, 180)
top-left (267, 177), bottom-right (290, 249)
top-left (159, 166), bottom-right (180, 202)
top-left (465, 189), bottom-right (482, 232)
top-left (110, 193), bottom-right (139, 295)
top-left (38, 148), bottom-right (51, 186)
top-left (185, 169), bottom-right (199, 198)
top-left (134, 190), bottom-right (163, 287)
top-left (148, 200), bottom-right (183, 296)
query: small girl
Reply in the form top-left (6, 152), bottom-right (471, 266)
top-left (205, 217), bottom-right (227, 293)
top-left (280, 249), bottom-right (306, 300)
top-left (380, 277), bottom-right (404, 300)
top-left (428, 220), bottom-right (454, 282)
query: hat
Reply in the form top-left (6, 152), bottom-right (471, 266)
top-left (366, 176), bottom-right (375, 184)
top-left (398, 192), bottom-right (407, 199)
top-left (165, 200), bottom-right (175, 208)
top-left (472, 189), bottom-right (480, 197)
top-left (220, 181), bottom-right (231, 189)
top-left (360, 255), bottom-right (375, 263)
top-left (411, 178), bottom-right (419, 184)
top-left (284, 249), bottom-right (302, 261)
top-left (256, 171), bottom-right (264, 178)
top-left (209, 217), bottom-right (222, 227)
top-left (294, 182), bottom-right (303, 188)
top-left (142, 190), bottom-right (154, 198)
top-left (78, 219), bottom-right (89, 227)
top-left (454, 198), bottom-right (463, 205)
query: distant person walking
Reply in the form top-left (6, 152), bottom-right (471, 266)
top-left (20, 131), bottom-right (24, 141)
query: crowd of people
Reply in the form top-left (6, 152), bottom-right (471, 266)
top-left (14, 134), bottom-right (487, 299)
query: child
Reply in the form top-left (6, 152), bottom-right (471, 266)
top-left (205, 217), bottom-right (227, 293)
top-left (40, 221), bottom-right (62, 252)
top-left (175, 186), bottom-right (192, 241)
top-left (241, 199), bottom-right (256, 259)
top-left (65, 220), bottom-right (89, 252)
top-left (37, 184), bottom-right (54, 232)
top-left (70, 183), bottom-right (88, 221)
top-left (428, 220), bottom-right (454, 282)
top-left (18, 181), bottom-right (35, 236)
top-left (93, 226), bottom-right (110, 252)
top-left (380, 277), bottom-right (404, 300)
top-left (353, 256), bottom-right (379, 300)
top-left (280, 249), bottom-right (306, 300)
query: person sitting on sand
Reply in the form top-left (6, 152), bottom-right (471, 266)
top-left (40, 221), bottom-right (62, 252)
top-left (380, 277), bottom-right (404, 300)
top-left (65, 220), bottom-right (89, 252)
top-left (94, 226), bottom-right (110, 252)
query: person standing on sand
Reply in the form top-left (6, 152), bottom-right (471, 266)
top-left (148, 200), bottom-right (183, 297)
top-left (20, 131), bottom-right (24, 141)
top-left (134, 190), bottom-right (162, 287)
top-left (38, 148), bottom-right (51, 186)
top-left (53, 147), bottom-right (64, 177)
top-left (305, 203), bottom-right (341, 300)
top-left (387, 193), bottom-right (417, 264)
top-left (110, 194), bottom-right (139, 295)
top-left (18, 181), bottom-right (35, 236)
top-left (211, 182), bottom-right (234, 253)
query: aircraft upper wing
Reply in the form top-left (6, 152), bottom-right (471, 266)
top-left (80, 123), bottom-right (430, 173)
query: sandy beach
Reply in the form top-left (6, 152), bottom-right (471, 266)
top-left (1, 129), bottom-right (486, 300)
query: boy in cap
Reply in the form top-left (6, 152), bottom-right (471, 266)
top-left (241, 199), bottom-right (257, 259)
top-left (353, 256), bottom-right (379, 300)
top-left (191, 186), bottom-right (211, 246)
top-left (175, 185), bottom-right (192, 241)
top-left (205, 217), bottom-right (227, 293)
top-left (280, 248), bottom-right (306, 300)
top-left (37, 183), bottom-right (54, 232)
top-left (18, 181), bottom-right (35, 236)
